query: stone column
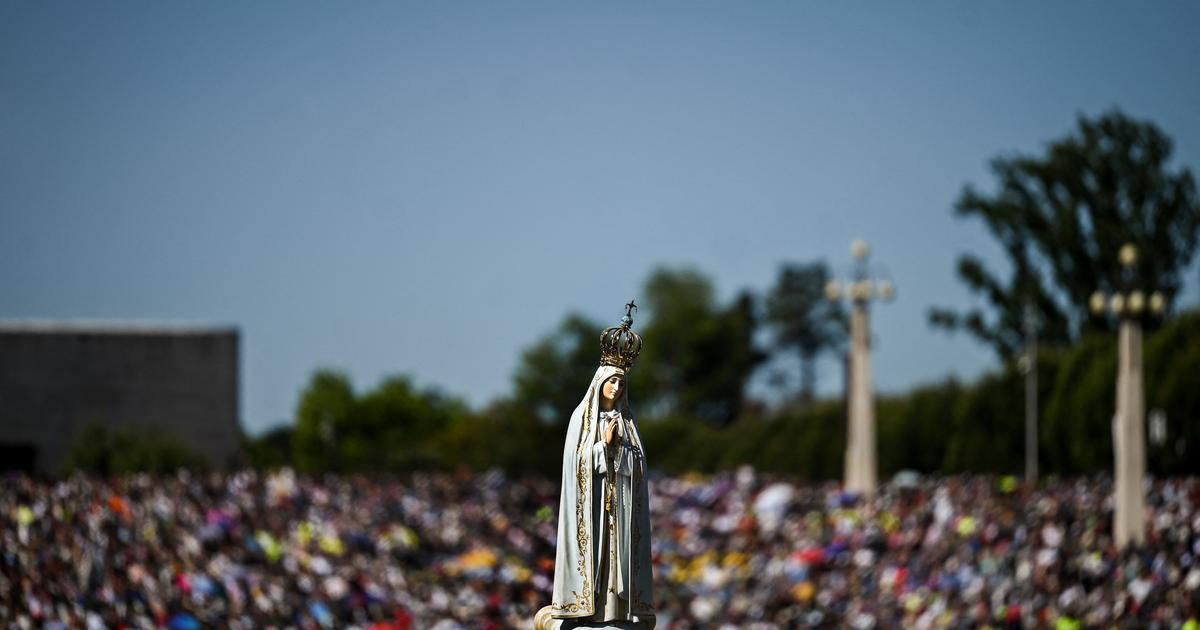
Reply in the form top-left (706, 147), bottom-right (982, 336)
top-left (1113, 319), bottom-right (1146, 547)
top-left (844, 300), bottom-right (876, 496)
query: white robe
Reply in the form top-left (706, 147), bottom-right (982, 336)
top-left (549, 366), bottom-right (655, 624)
top-left (592, 409), bottom-right (642, 620)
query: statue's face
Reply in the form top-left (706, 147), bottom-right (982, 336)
top-left (600, 374), bottom-right (624, 402)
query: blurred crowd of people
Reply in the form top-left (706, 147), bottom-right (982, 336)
top-left (3, 468), bottom-right (1200, 629)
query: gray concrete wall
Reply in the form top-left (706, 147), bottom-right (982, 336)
top-left (0, 324), bottom-right (240, 473)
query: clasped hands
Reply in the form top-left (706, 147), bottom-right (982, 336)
top-left (604, 419), bottom-right (622, 446)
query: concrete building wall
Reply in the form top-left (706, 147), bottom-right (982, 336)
top-left (0, 323), bottom-right (240, 473)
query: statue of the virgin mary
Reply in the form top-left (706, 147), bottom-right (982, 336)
top-left (536, 302), bottom-right (655, 630)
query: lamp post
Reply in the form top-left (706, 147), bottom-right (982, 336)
top-left (825, 240), bottom-right (894, 496)
top-left (1089, 243), bottom-right (1166, 548)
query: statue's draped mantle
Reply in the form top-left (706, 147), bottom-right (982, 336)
top-left (550, 366), bottom-right (654, 620)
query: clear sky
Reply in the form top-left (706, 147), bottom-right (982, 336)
top-left (3, 2), bottom-right (1199, 434)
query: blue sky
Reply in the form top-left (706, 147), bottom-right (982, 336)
top-left (3, 2), bottom-right (1199, 433)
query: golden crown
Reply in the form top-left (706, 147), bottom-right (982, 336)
top-left (600, 300), bottom-right (643, 369)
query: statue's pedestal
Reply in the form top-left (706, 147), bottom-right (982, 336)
top-left (534, 606), bottom-right (654, 630)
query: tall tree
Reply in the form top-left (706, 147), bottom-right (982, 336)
top-left (512, 313), bottom-right (605, 423)
top-left (354, 376), bottom-right (468, 470)
top-left (293, 370), bottom-right (356, 473)
top-left (638, 267), bottom-right (766, 425)
top-left (511, 269), bottom-right (765, 426)
top-left (929, 110), bottom-right (1200, 360)
top-left (293, 370), bottom-right (469, 472)
top-left (765, 261), bottom-right (847, 404)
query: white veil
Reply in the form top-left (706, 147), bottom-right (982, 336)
top-left (548, 365), bottom-right (654, 623)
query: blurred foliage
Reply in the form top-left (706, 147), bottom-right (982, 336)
top-left (242, 425), bottom-right (294, 469)
top-left (293, 371), bottom-right (356, 473)
top-left (636, 400), bottom-right (847, 479)
top-left (507, 266), bottom-right (765, 428)
top-left (512, 314), bottom-right (603, 423)
top-left (292, 370), bottom-right (470, 474)
top-left (930, 110), bottom-right (1200, 360)
top-left (765, 261), bottom-right (847, 405)
top-left (66, 423), bottom-right (208, 475)
top-left (433, 400), bottom-right (561, 479)
top-left (255, 303), bottom-right (1197, 479)
top-left (1043, 335), bottom-right (1116, 474)
top-left (876, 380), bottom-right (964, 474)
top-left (941, 367), bottom-right (1029, 474)
top-left (636, 267), bottom-right (766, 425)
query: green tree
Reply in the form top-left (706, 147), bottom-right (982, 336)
top-left (939, 357), bottom-right (1065, 475)
top-left (1041, 335), bottom-right (1115, 474)
top-left (693, 291), bottom-right (764, 423)
top-left (293, 370), bottom-right (356, 473)
top-left (876, 380), bottom-right (964, 474)
top-left (752, 401), bottom-right (846, 479)
top-left (636, 267), bottom-right (718, 416)
top-left (434, 400), bottom-right (561, 477)
top-left (765, 261), bottom-right (847, 404)
top-left (930, 110), bottom-right (1200, 360)
top-left (353, 376), bottom-right (468, 470)
top-left (512, 314), bottom-right (604, 423)
top-left (638, 268), bottom-right (765, 425)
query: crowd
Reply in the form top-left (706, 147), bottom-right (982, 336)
top-left (3, 468), bottom-right (1200, 629)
